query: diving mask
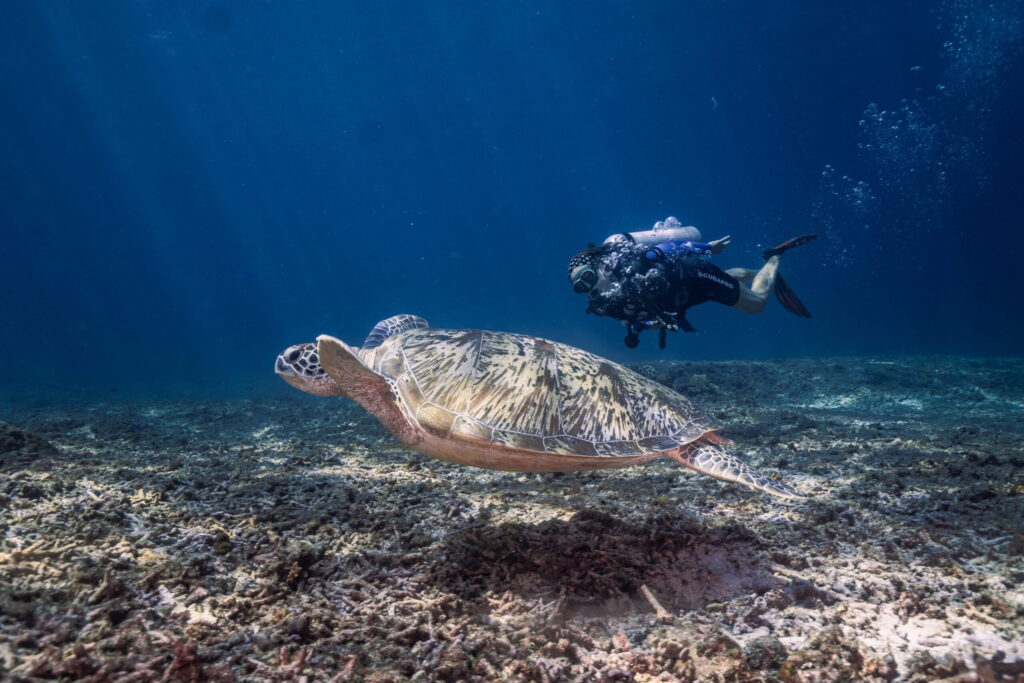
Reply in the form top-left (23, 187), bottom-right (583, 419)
top-left (571, 265), bottom-right (598, 294)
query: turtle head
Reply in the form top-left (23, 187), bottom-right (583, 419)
top-left (275, 343), bottom-right (346, 396)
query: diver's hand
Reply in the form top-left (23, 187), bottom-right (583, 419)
top-left (655, 314), bottom-right (678, 331)
top-left (709, 235), bottom-right (731, 254)
top-left (709, 235), bottom-right (731, 253)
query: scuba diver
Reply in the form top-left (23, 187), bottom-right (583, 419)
top-left (567, 216), bottom-right (817, 349)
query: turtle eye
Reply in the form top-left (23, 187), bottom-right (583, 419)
top-left (287, 349), bottom-right (302, 363)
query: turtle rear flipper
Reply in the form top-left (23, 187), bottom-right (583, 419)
top-left (668, 442), bottom-right (806, 499)
top-left (363, 315), bottom-right (430, 349)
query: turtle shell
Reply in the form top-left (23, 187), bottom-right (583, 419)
top-left (370, 328), bottom-right (715, 457)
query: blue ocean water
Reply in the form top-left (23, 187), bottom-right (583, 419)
top-left (1, 0), bottom-right (1021, 399)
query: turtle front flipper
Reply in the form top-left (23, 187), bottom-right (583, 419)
top-left (317, 334), bottom-right (423, 445)
top-left (667, 441), bottom-right (806, 500)
top-left (317, 335), bottom-right (390, 393)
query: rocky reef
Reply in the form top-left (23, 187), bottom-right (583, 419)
top-left (0, 356), bottom-right (1021, 681)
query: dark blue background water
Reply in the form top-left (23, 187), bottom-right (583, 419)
top-left (2, 1), bottom-right (1022, 398)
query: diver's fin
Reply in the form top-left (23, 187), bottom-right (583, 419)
top-left (774, 273), bottom-right (812, 318)
top-left (762, 234), bottom-right (818, 260)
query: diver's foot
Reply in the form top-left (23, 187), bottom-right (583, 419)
top-left (624, 332), bottom-right (640, 348)
top-left (762, 234), bottom-right (818, 260)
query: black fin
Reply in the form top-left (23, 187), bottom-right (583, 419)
top-left (763, 234), bottom-right (818, 260)
top-left (774, 273), bottom-right (812, 318)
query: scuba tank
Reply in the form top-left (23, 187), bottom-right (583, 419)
top-left (603, 216), bottom-right (702, 246)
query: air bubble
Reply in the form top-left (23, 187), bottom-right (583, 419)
top-left (813, 0), bottom-right (1018, 264)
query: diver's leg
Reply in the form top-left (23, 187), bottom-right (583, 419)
top-left (751, 255), bottom-right (780, 296)
top-left (725, 267), bottom-right (757, 283)
top-left (730, 256), bottom-right (779, 314)
top-left (732, 287), bottom-right (766, 313)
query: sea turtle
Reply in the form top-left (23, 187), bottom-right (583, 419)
top-left (275, 315), bottom-right (804, 499)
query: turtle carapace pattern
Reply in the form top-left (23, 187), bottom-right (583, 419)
top-left (385, 328), bottom-right (708, 456)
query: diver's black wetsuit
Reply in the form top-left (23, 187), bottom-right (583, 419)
top-left (585, 240), bottom-right (740, 330)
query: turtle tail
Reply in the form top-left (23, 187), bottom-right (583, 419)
top-left (666, 442), bottom-right (806, 499)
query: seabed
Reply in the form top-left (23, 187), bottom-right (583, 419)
top-left (1, 356), bottom-right (1022, 681)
